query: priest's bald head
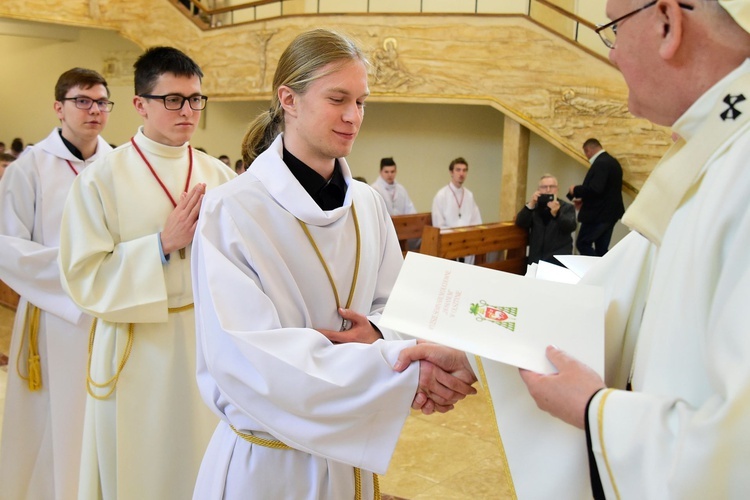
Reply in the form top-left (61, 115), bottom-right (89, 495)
top-left (599, 0), bottom-right (750, 126)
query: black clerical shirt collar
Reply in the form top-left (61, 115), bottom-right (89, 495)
top-left (58, 128), bottom-right (84, 160)
top-left (283, 146), bottom-right (348, 211)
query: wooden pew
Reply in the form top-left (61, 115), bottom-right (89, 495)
top-left (0, 279), bottom-right (19, 310)
top-left (419, 222), bottom-right (529, 275)
top-left (391, 212), bottom-right (432, 254)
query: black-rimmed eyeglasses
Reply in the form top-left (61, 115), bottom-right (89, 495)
top-left (139, 94), bottom-right (208, 111)
top-left (61, 96), bottom-right (115, 112)
top-left (595, 1), bottom-right (694, 49)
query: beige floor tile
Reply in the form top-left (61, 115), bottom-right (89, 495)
top-left (381, 386), bottom-right (511, 499)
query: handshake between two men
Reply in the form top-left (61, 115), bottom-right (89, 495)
top-left (318, 308), bottom-right (478, 414)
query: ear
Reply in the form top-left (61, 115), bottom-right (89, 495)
top-left (657, 0), bottom-right (685, 60)
top-left (278, 85), bottom-right (298, 118)
top-left (132, 96), bottom-right (148, 118)
top-left (53, 101), bottom-right (64, 120)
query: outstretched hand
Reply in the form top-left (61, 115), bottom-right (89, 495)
top-left (317, 308), bottom-right (382, 344)
top-left (519, 345), bottom-right (605, 429)
top-left (160, 183), bottom-right (206, 256)
top-left (393, 341), bottom-right (477, 415)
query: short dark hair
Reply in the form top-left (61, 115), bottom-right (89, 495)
top-left (380, 157), bottom-right (396, 170)
top-left (55, 67), bottom-right (109, 101)
top-left (449, 157), bottom-right (468, 171)
top-left (134, 46), bottom-right (203, 95)
top-left (10, 138), bottom-right (23, 154)
top-left (583, 138), bottom-right (602, 150)
top-left (0, 153), bottom-right (15, 163)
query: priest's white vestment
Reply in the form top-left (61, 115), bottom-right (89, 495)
top-left (58, 128), bottom-right (235, 500)
top-left (0, 129), bottom-right (111, 500)
top-left (191, 135), bottom-right (419, 500)
top-left (583, 60), bottom-right (750, 498)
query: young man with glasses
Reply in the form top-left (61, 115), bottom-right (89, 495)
top-left (519, 1), bottom-right (750, 498)
top-left (0, 67), bottom-right (113, 500)
top-left (515, 174), bottom-right (576, 266)
top-left (59, 47), bottom-right (235, 500)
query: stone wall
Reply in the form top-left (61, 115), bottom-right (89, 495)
top-left (0, 0), bottom-right (670, 190)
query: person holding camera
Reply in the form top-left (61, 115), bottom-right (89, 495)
top-left (515, 173), bottom-right (576, 266)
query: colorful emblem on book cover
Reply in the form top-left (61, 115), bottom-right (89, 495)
top-left (469, 300), bottom-right (517, 331)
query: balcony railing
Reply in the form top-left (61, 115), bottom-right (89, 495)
top-left (172, 0), bottom-right (610, 61)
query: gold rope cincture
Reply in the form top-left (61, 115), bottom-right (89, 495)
top-left (294, 204), bottom-right (378, 498)
top-left (230, 425), bottom-right (379, 500)
top-left (597, 388), bottom-right (621, 500)
top-left (16, 302), bottom-right (42, 391)
top-left (86, 303), bottom-right (195, 400)
top-left (296, 204), bottom-right (361, 331)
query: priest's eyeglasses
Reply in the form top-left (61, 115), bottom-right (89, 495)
top-left (595, 1), bottom-right (694, 49)
top-left (140, 93), bottom-right (208, 111)
top-left (61, 96), bottom-right (115, 112)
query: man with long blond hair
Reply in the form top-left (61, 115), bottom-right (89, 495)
top-left (191, 29), bottom-right (476, 499)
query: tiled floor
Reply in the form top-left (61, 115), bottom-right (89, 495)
top-left (0, 306), bottom-right (511, 498)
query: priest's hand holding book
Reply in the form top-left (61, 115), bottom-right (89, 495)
top-left (519, 345), bottom-right (605, 429)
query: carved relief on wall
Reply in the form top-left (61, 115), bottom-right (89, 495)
top-left (0, 3), bottom-right (672, 191)
top-left (101, 51), bottom-right (141, 86)
top-left (368, 37), bottom-right (423, 92)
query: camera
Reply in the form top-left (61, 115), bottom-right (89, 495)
top-left (537, 194), bottom-right (555, 208)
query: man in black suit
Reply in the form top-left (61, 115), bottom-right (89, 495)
top-left (567, 138), bottom-right (624, 256)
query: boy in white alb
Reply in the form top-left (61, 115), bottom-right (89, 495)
top-left (59, 47), bottom-right (235, 500)
top-left (370, 157), bottom-right (416, 216)
top-left (0, 67), bottom-right (113, 500)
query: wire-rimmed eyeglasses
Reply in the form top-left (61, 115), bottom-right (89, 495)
top-left (139, 93), bottom-right (208, 111)
top-left (595, 1), bottom-right (694, 49)
top-left (60, 96), bottom-right (115, 113)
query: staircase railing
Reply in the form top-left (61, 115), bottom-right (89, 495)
top-left (171, 0), bottom-right (610, 61)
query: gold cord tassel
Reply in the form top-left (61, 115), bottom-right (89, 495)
top-left (16, 303), bottom-right (42, 391)
top-left (86, 319), bottom-right (134, 400)
top-left (86, 304), bottom-right (194, 400)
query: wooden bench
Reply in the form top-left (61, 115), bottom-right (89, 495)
top-left (391, 212), bottom-right (432, 254)
top-left (419, 222), bottom-right (529, 275)
top-left (0, 279), bottom-right (19, 310)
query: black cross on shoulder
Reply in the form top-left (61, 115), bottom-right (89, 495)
top-left (721, 93), bottom-right (746, 121)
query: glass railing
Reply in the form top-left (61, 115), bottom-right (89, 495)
top-left (172, 0), bottom-right (610, 61)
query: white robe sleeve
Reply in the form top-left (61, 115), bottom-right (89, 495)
top-left (0, 161), bottom-right (83, 325)
top-left (59, 164), bottom-right (168, 323)
top-left (469, 196), bottom-right (482, 225)
top-left (192, 199), bottom-right (419, 474)
top-left (431, 189), bottom-right (447, 228)
top-left (588, 265), bottom-right (750, 498)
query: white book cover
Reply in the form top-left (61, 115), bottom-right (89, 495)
top-left (382, 252), bottom-right (607, 499)
top-left (381, 252), bottom-right (604, 375)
